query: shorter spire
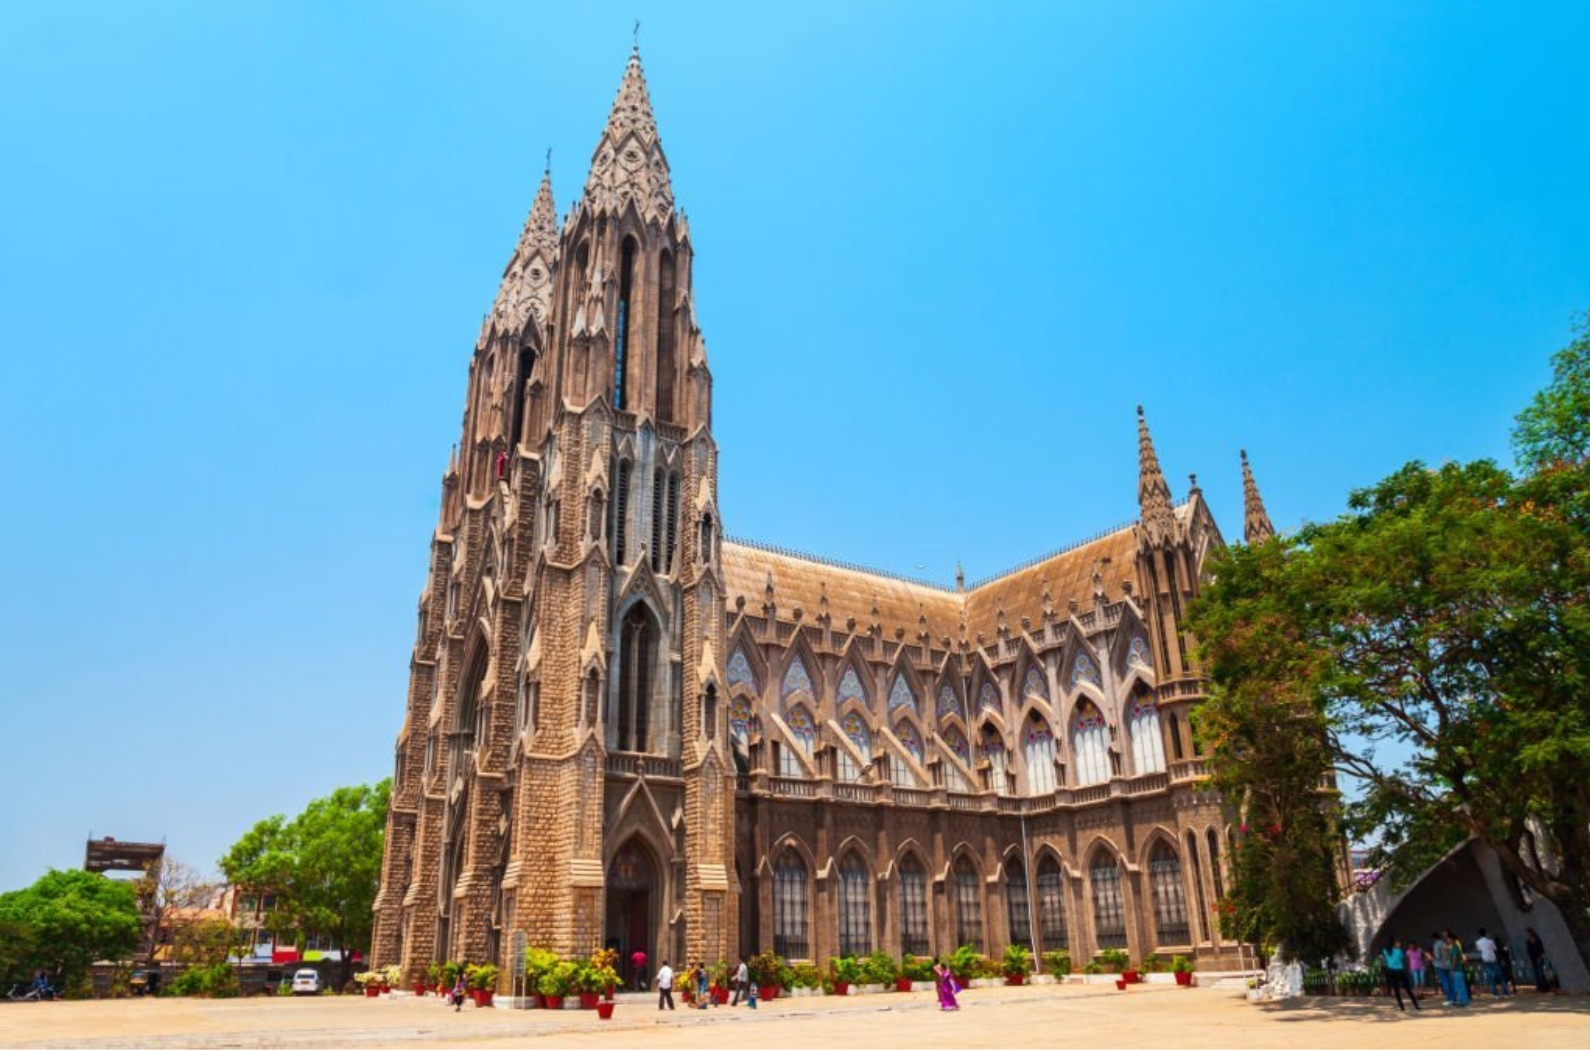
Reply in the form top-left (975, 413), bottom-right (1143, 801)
top-left (490, 168), bottom-right (558, 334)
top-left (1241, 450), bottom-right (1276, 544)
top-left (1136, 406), bottom-right (1177, 547)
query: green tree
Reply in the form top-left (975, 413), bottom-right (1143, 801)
top-left (0, 869), bottom-right (141, 988)
top-left (221, 779), bottom-right (390, 985)
top-left (1190, 312), bottom-right (1590, 971)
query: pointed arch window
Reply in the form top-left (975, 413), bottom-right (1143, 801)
top-left (837, 667), bottom-right (868, 709)
top-left (613, 460), bottom-right (631, 565)
top-left (936, 684), bottom-right (961, 722)
top-left (656, 249), bottom-right (676, 422)
top-left (1071, 701), bottom-right (1110, 786)
top-left (978, 680), bottom-right (1000, 712)
top-left (838, 853), bottom-right (872, 957)
top-left (1128, 690), bottom-right (1167, 775)
top-left (838, 711), bottom-right (870, 783)
top-left (1023, 665), bottom-right (1049, 701)
top-left (1207, 829), bottom-right (1225, 903)
top-left (1149, 841), bottom-right (1190, 946)
top-left (953, 856), bottom-right (983, 951)
top-left (891, 722), bottom-right (923, 787)
top-left (941, 725), bottom-right (971, 792)
top-left (899, 855), bottom-right (929, 957)
top-left (1036, 854), bottom-right (1069, 950)
top-left (1127, 635), bottom-right (1152, 672)
top-left (1090, 854), bottom-right (1127, 949)
top-left (781, 706), bottom-right (816, 778)
top-left (773, 851), bottom-right (809, 960)
top-left (1023, 715), bottom-right (1057, 795)
top-left (612, 237), bottom-right (636, 410)
top-left (888, 675), bottom-right (916, 714)
top-left (981, 725), bottom-right (1008, 791)
top-left (1071, 652), bottom-right (1102, 689)
top-left (727, 647), bottom-right (757, 691)
top-left (1005, 859), bottom-right (1032, 949)
top-left (728, 695), bottom-right (752, 742)
top-left (616, 605), bottom-right (657, 751)
top-left (782, 655), bottom-right (813, 699)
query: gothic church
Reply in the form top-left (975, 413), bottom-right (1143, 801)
top-left (371, 48), bottom-right (1278, 984)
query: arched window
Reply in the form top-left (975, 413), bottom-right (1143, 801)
top-left (1149, 841), bottom-right (1190, 946)
top-left (1005, 860), bottom-right (1031, 949)
top-left (781, 706), bottom-right (815, 776)
top-left (703, 683), bottom-right (718, 742)
top-left (782, 655), bottom-right (813, 699)
top-left (1071, 701), bottom-right (1110, 786)
top-left (1128, 688), bottom-right (1166, 774)
top-left (1184, 831), bottom-right (1207, 943)
top-left (1090, 853), bottom-right (1126, 949)
top-left (954, 856), bottom-right (983, 951)
top-left (899, 855), bottom-right (929, 957)
top-left (727, 647), bottom-right (756, 691)
top-left (838, 711), bottom-right (869, 783)
top-left (613, 460), bottom-right (631, 565)
top-left (728, 695), bottom-right (752, 742)
top-left (613, 237), bottom-right (636, 409)
top-left (888, 675), bottom-right (917, 715)
top-left (1036, 855), bottom-right (1068, 950)
top-left (978, 680), bottom-right (1000, 712)
top-left (838, 853), bottom-right (871, 957)
top-left (837, 666), bottom-right (868, 708)
top-left (937, 684), bottom-right (961, 722)
top-left (656, 249), bottom-right (676, 422)
top-left (1207, 828), bottom-right (1225, 902)
top-left (616, 605), bottom-right (657, 751)
top-left (941, 725), bottom-right (971, 792)
top-left (1022, 665), bottom-right (1049, 701)
top-left (981, 725), bottom-right (1008, 791)
top-left (1167, 711), bottom-right (1185, 761)
top-left (773, 851), bottom-right (809, 960)
top-left (891, 722), bottom-right (923, 787)
top-left (1023, 715), bottom-right (1057, 795)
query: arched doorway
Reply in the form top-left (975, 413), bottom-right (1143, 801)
top-left (605, 838), bottom-right (658, 987)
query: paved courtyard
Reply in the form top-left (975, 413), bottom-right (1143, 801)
top-left (1, 983), bottom-right (1583, 1049)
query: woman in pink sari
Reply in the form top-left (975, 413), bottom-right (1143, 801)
top-left (933, 959), bottom-right (960, 1011)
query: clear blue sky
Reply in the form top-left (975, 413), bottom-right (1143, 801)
top-left (2, 1), bottom-right (1585, 892)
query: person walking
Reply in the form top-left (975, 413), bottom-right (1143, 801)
top-left (655, 959), bottom-right (675, 1011)
top-left (1380, 938), bottom-right (1421, 1012)
top-left (450, 972), bottom-right (468, 1012)
top-left (1524, 928), bottom-right (1550, 993)
top-left (1444, 930), bottom-right (1471, 1007)
top-left (731, 955), bottom-right (750, 1006)
top-left (1430, 930), bottom-right (1454, 1004)
top-left (630, 948), bottom-right (647, 991)
top-left (1405, 940), bottom-right (1426, 991)
top-left (1475, 928), bottom-right (1511, 998)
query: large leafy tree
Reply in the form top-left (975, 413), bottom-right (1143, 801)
top-left (0, 869), bottom-right (142, 987)
top-left (221, 779), bottom-right (391, 984)
top-left (1191, 310), bottom-right (1590, 971)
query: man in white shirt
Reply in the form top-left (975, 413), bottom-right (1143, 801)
top-left (655, 960), bottom-right (675, 1010)
top-left (731, 955), bottom-right (750, 1006)
top-left (1474, 929), bottom-right (1510, 998)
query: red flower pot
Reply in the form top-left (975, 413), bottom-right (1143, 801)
top-left (1123, 970), bottom-right (1140, 984)
top-left (476, 990), bottom-right (494, 1007)
top-left (832, 981), bottom-right (849, 996)
top-left (1174, 971), bottom-right (1193, 987)
top-left (1005, 974), bottom-right (1026, 986)
top-left (895, 977), bottom-right (913, 992)
top-left (758, 985), bottom-right (778, 1001)
top-left (533, 993), bottom-right (546, 1009)
top-left (713, 986), bottom-right (730, 1004)
top-left (543, 995), bottom-right (564, 1010)
top-left (364, 985), bottom-right (381, 998)
top-left (1115, 979), bottom-right (1127, 991)
top-left (579, 992), bottom-right (600, 1010)
top-left (596, 1000), bottom-right (615, 1020)
top-left (412, 984), bottom-right (427, 997)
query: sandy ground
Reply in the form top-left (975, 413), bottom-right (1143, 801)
top-left (0, 983), bottom-right (1584, 1049)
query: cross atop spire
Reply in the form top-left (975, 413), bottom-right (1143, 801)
top-left (582, 47), bottom-right (674, 222)
top-left (1137, 405), bottom-right (1178, 547)
top-left (1241, 449), bottom-right (1277, 545)
top-left (490, 168), bottom-right (558, 335)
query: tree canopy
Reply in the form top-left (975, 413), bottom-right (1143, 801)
top-left (220, 779), bottom-right (390, 979)
top-left (0, 869), bottom-right (142, 987)
top-left (1191, 309), bottom-right (1590, 969)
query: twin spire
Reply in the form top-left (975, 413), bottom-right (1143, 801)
top-left (490, 168), bottom-right (558, 336)
top-left (1137, 408), bottom-right (1278, 548)
top-left (581, 47), bottom-right (675, 224)
top-left (1241, 450), bottom-right (1276, 544)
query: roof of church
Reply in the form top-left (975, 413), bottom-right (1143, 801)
top-left (721, 512), bottom-right (1164, 646)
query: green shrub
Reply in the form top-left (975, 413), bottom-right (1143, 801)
top-left (1002, 944), bottom-right (1034, 977)
top-left (829, 956), bottom-right (863, 985)
top-left (861, 950), bottom-right (899, 984)
top-left (1172, 955), bottom-right (1195, 975)
top-left (169, 963), bottom-right (239, 998)
top-left (1140, 953), bottom-right (1168, 973)
top-left (789, 961), bottom-right (823, 989)
top-left (749, 950), bottom-right (785, 988)
top-left (1041, 950), bottom-right (1072, 975)
top-left (1082, 960), bottom-right (1104, 975)
top-left (901, 955), bottom-right (935, 982)
top-left (1098, 948), bottom-right (1129, 973)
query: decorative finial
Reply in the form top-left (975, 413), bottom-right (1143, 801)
top-left (544, 146), bottom-right (552, 174)
top-left (633, 18), bottom-right (641, 50)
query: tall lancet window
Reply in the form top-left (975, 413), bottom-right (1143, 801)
top-left (656, 250), bottom-right (676, 422)
top-left (613, 237), bottom-right (637, 409)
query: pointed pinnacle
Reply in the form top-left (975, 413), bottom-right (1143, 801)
top-left (1137, 406), bottom-right (1177, 547)
top-left (1241, 449), bottom-right (1276, 544)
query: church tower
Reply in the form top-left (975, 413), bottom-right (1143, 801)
top-left (373, 47), bottom-right (735, 985)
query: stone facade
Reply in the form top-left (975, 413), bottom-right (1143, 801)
top-left (372, 49), bottom-right (1279, 987)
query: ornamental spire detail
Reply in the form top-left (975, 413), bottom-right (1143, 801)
top-left (582, 48), bottom-right (674, 224)
top-left (490, 168), bottom-right (558, 336)
top-left (1137, 406), bottom-right (1178, 547)
top-left (1241, 449), bottom-right (1276, 544)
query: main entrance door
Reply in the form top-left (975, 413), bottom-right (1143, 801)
top-left (605, 839), bottom-right (655, 988)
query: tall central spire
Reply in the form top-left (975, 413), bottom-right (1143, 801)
top-left (582, 48), bottom-right (674, 223)
top-left (1137, 406), bottom-right (1178, 547)
top-left (1241, 449), bottom-right (1277, 544)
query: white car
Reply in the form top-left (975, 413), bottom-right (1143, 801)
top-left (291, 969), bottom-right (322, 995)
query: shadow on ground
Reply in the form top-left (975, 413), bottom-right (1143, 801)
top-left (1261, 992), bottom-right (1589, 1024)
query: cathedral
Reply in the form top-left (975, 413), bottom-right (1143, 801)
top-left (371, 48), bottom-right (1278, 986)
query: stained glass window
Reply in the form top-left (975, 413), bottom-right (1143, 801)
top-left (1024, 716), bottom-right (1057, 794)
top-left (888, 675), bottom-right (917, 714)
top-left (981, 727), bottom-right (1008, 789)
top-left (895, 721), bottom-right (923, 763)
top-left (1128, 694), bottom-right (1166, 774)
top-left (941, 725), bottom-right (971, 792)
top-left (839, 711), bottom-right (870, 783)
top-left (1071, 653), bottom-right (1101, 688)
top-left (727, 648), bottom-right (756, 690)
top-left (1023, 666), bottom-right (1049, 700)
top-left (786, 706), bottom-right (816, 754)
top-left (838, 666), bottom-right (868, 708)
top-left (728, 696), bottom-right (752, 741)
top-left (936, 684), bottom-right (960, 722)
top-left (979, 681), bottom-right (1000, 711)
top-left (1126, 636), bottom-right (1152, 672)
top-left (782, 655), bottom-right (813, 698)
top-left (1072, 701), bottom-right (1110, 786)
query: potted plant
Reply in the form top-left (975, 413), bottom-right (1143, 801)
top-left (380, 965), bottom-right (402, 993)
top-left (829, 956), bottom-right (862, 996)
top-left (354, 971), bottom-right (383, 998)
top-left (1172, 955), bottom-right (1195, 987)
top-left (466, 963), bottom-right (499, 1006)
top-left (750, 950), bottom-right (784, 1001)
top-left (523, 947), bottom-right (559, 1008)
top-left (901, 954), bottom-right (934, 990)
top-left (1002, 944), bottom-right (1034, 985)
top-left (1098, 948), bottom-right (1130, 977)
top-left (537, 961), bottom-right (576, 1010)
top-left (860, 951), bottom-right (898, 991)
top-left (710, 960), bottom-right (733, 1004)
top-left (947, 944), bottom-right (981, 985)
top-left (1041, 950), bottom-right (1071, 979)
top-left (440, 960), bottom-right (464, 996)
top-left (425, 961), bottom-right (444, 996)
top-left (575, 951), bottom-right (618, 1009)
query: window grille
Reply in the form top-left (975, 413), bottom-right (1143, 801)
top-left (774, 852), bottom-right (809, 960)
top-left (899, 857), bottom-right (929, 957)
top-left (1005, 862), bottom-right (1031, 948)
top-left (1150, 845), bottom-right (1190, 945)
top-left (1037, 856), bottom-right (1068, 949)
top-left (954, 858), bottom-right (983, 951)
top-left (1091, 859), bottom-right (1127, 949)
top-left (838, 854), bottom-right (872, 957)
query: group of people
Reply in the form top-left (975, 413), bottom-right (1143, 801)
top-left (1380, 926), bottom-right (1553, 1011)
top-left (653, 957), bottom-right (757, 1010)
